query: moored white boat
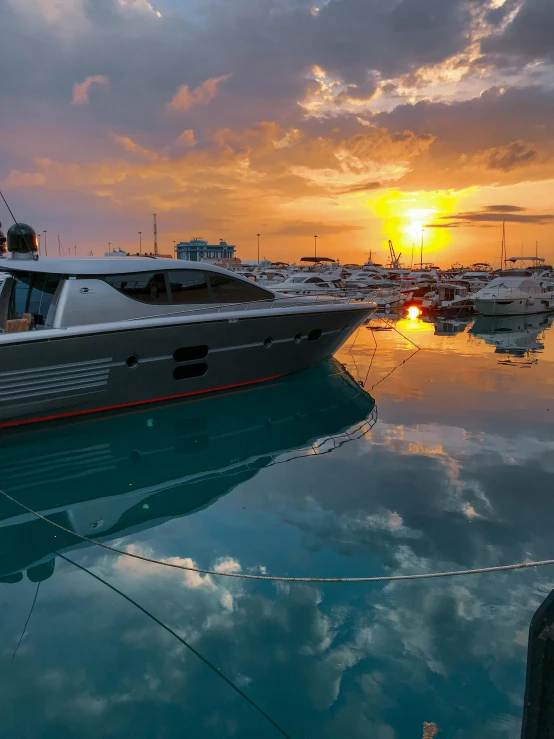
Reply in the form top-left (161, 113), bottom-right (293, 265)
top-left (474, 276), bottom-right (554, 316)
top-left (422, 283), bottom-right (475, 316)
top-left (344, 271), bottom-right (395, 289)
top-left (275, 272), bottom-right (345, 295)
top-left (364, 288), bottom-right (412, 311)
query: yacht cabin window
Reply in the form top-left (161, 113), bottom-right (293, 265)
top-left (7, 271), bottom-right (63, 327)
top-left (104, 272), bottom-right (168, 304)
top-left (103, 269), bottom-right (273, 305)
top-left (208, 273), bottom-right (272, 303)
top-left (168, 271), bottom-right (211, 304)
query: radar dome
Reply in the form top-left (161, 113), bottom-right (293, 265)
top-left (7, 223), bottom-right (38, 257)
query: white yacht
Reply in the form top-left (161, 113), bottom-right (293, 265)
top-left (364, 288), bottom-right (412, 311)
top-left (474, 276), bottom-right (554, 316)
top-left (421, 283), bottom-right (475, 317)
top-left (0, 223), bottom-right (376, 428)
top-left (275, 273), bottom-right (345, 295)
top-left (344, 271), bottom-right (394, 289)
top-left (401, 270), bottom-right (440, 285)
top-left (457, 271), bottom-right (491, 291)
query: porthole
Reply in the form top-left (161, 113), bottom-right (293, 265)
top-left (173, 363), bottom-right (208, 380)
top-left (264, 337), bottom-right (273, 349)
top-left (308, 329), bottom-right (322, 342)
top-left (126, 354), bottom-right (139, 369)
top-left (294, 333), bottom-right (302, 344)
top-left (173, 345), bottom-right (208, 362)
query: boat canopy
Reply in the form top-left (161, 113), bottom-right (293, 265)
top-left (507, 256), bottom-right (545, 263)
top-left (300, 257), bottom-right (335, 263)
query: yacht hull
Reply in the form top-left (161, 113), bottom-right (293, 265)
top-left (475, 297), bottom-right (554, 317)
top-left (0, 304), bottom-right (372, 427)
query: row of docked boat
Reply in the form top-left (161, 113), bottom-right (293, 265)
top-left (418, 269), bottom-right (554, 318)
top-left (228, 256), bottom-right (554, 318)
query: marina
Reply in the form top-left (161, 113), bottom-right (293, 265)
top-left (2, 0), bottom-right (554, 734)
top-left (0, 310), bottom-right (553, 737)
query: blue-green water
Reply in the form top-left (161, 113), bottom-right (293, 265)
top-left (1, 313), bottom-right (553, 738)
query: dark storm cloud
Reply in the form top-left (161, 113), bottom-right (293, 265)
top-left (338, 180), bottom-right (381, 194)
top-left (307, 0), bottom-right (477, 82)
top-left (376, 86), bottom-right (554, 153)
top-left (440, 208), bottom-right (554, 224)
top-left (374, 85), bottom-right (554, 188)
top-left (481, 0), bottom-right (554, 66)
top-left (81, 0), bottom-right (123, 27)
top-left (427, 203), bottom-right (553, 228)
top-left (474, 139), bottom-right (538, 171)
top-left (425, 222), bottom-right (463, 228)
top-left (0, 0), bottom-right (487, 133)
top-left (483, 205), bottom-right (526, 212)
top-left (271, 221), bottom-right (363, 235)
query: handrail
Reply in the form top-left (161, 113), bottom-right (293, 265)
top-left (120, 294), bottom-right (376, 323)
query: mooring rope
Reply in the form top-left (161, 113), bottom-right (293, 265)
top-left (1, 488), bottom-right (553, 584)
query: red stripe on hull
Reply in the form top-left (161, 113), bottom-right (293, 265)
top-left (0, 373), bottom-right (286, 429)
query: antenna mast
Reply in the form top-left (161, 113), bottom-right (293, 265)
top-left (153, 213), bottom-right (158, 256)
top-left (500, 220), bottom-right (506, 270)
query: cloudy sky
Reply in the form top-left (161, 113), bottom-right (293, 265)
top-left (1, 0), bottom-right (554, 265)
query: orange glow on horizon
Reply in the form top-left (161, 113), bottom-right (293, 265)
top-left (369, 189), bottom-right (461, 263)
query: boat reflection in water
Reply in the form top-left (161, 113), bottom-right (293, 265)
top-left (0, 358), bottom-right (376, 584)
top-left (470, 313), bottom-right (554, 357)
top-left (429, 317), bottom-right (471, 336)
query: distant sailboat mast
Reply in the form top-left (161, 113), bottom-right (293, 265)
top-left (500, 220), bottom-right (506, 270)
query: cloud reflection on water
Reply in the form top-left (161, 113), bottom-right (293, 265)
top-left (0, 319), bottom-right (553, 737)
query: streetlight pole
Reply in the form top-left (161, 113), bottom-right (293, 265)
top-left (138, 231), bottom-right (142, 255)
top-left (108, 242), bottom-right (111, 254)
top-left (257, 233), bottom-right (260, 265)
top-left (314, 235), bottom-right (318, 260)
top-left (43, 230), bottom-right (47, 257)
top-left (420, 229), bottom-right (424, 269)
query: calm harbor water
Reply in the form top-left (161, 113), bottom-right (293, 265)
top-left (1, 312), bottom-right (553, 738)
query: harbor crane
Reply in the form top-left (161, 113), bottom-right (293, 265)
top-left (388, 240), bottom-right (402, 269)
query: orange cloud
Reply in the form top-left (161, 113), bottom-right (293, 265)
top-left (111, 134), bottom-right (158, 160)
top-left (470, 140), bottom-right (538, 172)
top-left (4, 170), bottom-right (46, 188)
top-left (175, 129), bottom-right (197, 147)
top-left (72, 75), bottom-right (109, 105)
top-left (167, 75), bottom-right (231, 112)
